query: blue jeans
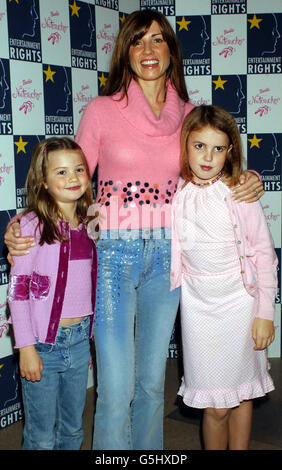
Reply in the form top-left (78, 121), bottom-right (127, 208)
top-left (21, 316), bottom-right (91, 450)
top-left (93, 230), bottom-right (180, 450)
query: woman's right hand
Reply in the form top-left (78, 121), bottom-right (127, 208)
top-left (4, 222), bottom-right (35, 265)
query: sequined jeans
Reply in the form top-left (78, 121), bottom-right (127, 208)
top-left (93, 230), bottom-right (180, 450)
top-left (21, 316), bottom-right (91, 450)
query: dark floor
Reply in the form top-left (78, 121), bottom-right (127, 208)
top-left (0, 357), bottom-right (281, 451)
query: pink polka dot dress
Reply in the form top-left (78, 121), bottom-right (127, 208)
top-left (177, 180), bottom-right (274, 409)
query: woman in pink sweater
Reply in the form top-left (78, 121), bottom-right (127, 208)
top-left (5, 10), bottom-right (263, 450)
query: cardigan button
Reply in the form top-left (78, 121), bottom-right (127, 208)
top-left (237, 240), bottom-right (241, 244)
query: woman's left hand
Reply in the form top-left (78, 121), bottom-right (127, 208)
top-left (232, 171), bottom-right (264, 202)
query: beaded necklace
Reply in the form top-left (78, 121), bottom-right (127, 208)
top-left (190, 171), bottom-right (223, 187)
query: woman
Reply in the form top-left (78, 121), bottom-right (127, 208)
top-left (5, 10), bottom-right (263, 450)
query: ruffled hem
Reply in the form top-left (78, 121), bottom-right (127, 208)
top-left (178, 373), bottom-right (275, 409)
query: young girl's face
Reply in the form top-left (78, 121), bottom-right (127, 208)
top-left (44, 149), bottom-right (89, 211)
top-left (187, 125), bottom-right (231, 184)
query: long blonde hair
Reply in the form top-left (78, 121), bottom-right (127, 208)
top-left (180, 105), bottom-right (243, 187)
top-left (24, 137), bottom-right (93, 245)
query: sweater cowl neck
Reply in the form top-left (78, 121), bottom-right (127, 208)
top-left (113, 78), bottom-right (186, 137)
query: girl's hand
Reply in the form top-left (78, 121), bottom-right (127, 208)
top-left (232, 171), bottom-right (264, 202)
top-left (19, 345), bottom-right (44, 382)
top-left (4, 222), bottom-right (35, 265)
top-left (252, 318), bottom-right (275, 350)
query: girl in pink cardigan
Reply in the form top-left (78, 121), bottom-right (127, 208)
top-left (171, 105), bottom-right (277, 450)
top-left (8, 137), bottom-right (97, 450)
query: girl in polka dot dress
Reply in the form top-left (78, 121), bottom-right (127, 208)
top-left (170, 105), bottom-right (278, 450)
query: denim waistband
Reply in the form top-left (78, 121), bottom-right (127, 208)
top-left (99, 227), bottom-right (172, 240)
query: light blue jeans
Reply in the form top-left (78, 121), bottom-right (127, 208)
top-left (21, 316), bottom-right (90, 450)
top-left (93, 230), bottom-right (180, 450)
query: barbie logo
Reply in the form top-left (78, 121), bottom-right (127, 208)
top-left (13, 79), bottom-right (42, 115)
top-left (248, 89), bottom-right (280, 117)
top-left (213, 29), bottom-right (245, 58)
top-left (13, 83), bottom-right (42, 101)
top-left (189, 89), bottom-right (209, 107)
top-left (213, 34), bottom-right (245, 47)
top-left (97, 26), bottom-right (117, 42)
top-left (98, 24), bottom-right (117, 55)
top-left (42, 15), bottom-right (69, 34)
top-left (74, 85), bottom-right (95, 114)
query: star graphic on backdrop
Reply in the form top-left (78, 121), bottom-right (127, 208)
top-left (69, 0), bottom-right (81, 18)
top-left (98, 72), bottom-right (107, 88)
top-left (212, 76), bottom-right (227, 90)
top-left (14, 136), bottom-right (28, 154)
top-left (176, 17), bottom-right (191, 32)
top-left (0, 364), bottom-right (3, 377)
top-left (248, 134), bottom-right (263, 149)
top-left (119, 13), bottom-right (126, 24)
top-left (248, 14), bottom-right (263, 30)
top-left (43, 65), bottom-right (56, 83)
top-left (9, 0), bottom-right (19, 3)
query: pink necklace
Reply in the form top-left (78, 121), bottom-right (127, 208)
top-left (190, 171), bottom-right (223, 187)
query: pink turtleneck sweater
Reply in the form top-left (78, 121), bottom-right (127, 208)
top-left (75, 79), bottom-right (194, 231)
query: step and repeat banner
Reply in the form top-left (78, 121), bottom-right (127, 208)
top-left (0, 0), bottom-right (281, 430)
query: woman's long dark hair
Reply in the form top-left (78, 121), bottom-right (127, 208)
top-left (103, 9), bottom-right (189, 102)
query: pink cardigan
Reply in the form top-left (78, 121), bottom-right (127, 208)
top-left (170, 179), bottom-right (278, 321)
top-left (75, 79), bottom-right (194, 231)
top-left (8, 212), bottom-right (97, 348)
